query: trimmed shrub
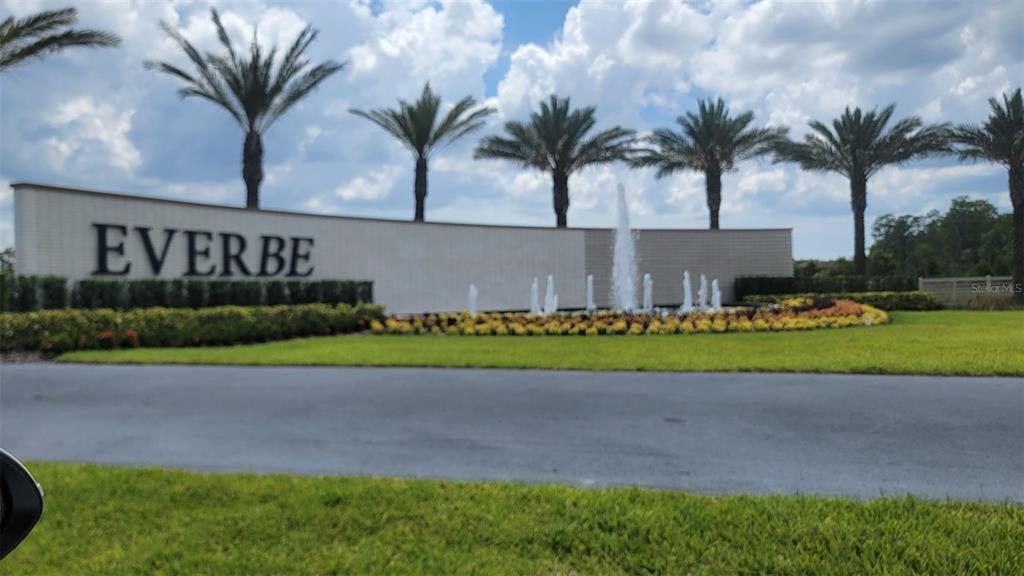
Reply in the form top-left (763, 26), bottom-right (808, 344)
top-left (734, 276), bottom-right (918, 299)
top-left (72, 280), bottom-right (127, 309)
top-left (14, 275), bottom-right (40, 311)
top-left (265, 281), bottom-right (288, 305)
top-left (185, 280), bottom-right (207, 308)
top-left (0, 271), bottom-right (14, 311)
top-left (286, 280), bottom-right (311, 304)
top-left (128, 280), bottom-right (169, 308)
top-left (206, 281), bottom-right (232, 307)
top-left (356, 281), bottom-right (373, 304)
top-left (0, 303), bottom-right (387, 354)
top-left (1, 277), bottom-right (372, 311)
top-left (167, 280), bottom-right (189, 308)
top-left (39, 276), bottom-right (68, 309)
top-left (229, 280), bottom-right (263, 306)
top-left (742, 291), bottom-right (941, 311)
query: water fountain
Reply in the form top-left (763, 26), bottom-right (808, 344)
top-left (467, 284), bottom-right (478, 315)
top-left (711, 279), bottom-right (721, 311)
top-left (585, 274), bottom-right (596, 312)
top-left (543, 274), bottom-right (558, 315)
top-left (698, 274), bottom-right (709, 311)
top-left (680, 270), bottom-right (693, 313)
top-left (642, 273), bottom-right (653, 312)
top-left (530, 277), bottom-right (541, 314)
top-left (612, 184), bottom-right (637, 311)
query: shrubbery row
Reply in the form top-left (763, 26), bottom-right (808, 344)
top-left (741, 291), bottom-right (941, 311)
top-left (734, 276), bottom-right (917, 299)
top-left (0, 303), bottom-right (385, 353)
top-left (0, 275), bottom-right (373, 311)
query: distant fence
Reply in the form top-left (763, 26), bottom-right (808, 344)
top-left (918, 276), bottom-right (1016, 308)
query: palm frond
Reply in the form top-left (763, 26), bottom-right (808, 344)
top-left (952, 87), bottom-right (1023, 168)
top-left (635, 97), bottom-right (784, 176)
top-left (0, 7), bottom-right (119, 72)
top-left (776, 103), bottom-right (950, 178)
top-left (147, 8), bottom-right (344, 135)
top-left (352, 82), bottom-right (493, 158)
top-left (475, 95), bottom-right (631, 175)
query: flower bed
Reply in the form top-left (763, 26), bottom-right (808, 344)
top-left (371, 299), bottom-right (888, 336)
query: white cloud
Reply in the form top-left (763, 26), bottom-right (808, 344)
top-left (335, 165), bottom-right (402, 200)
top-left (44, 96), bottom-right (141, 172)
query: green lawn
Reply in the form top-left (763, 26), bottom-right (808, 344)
top-left (5, 462), bottom-right (1021, 575)
top-left (60, 311), bottom-right (1024, 376)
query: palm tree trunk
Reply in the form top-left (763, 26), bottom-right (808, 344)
top-left (851, 174), bottom-right (868, 275)
top-left (414, 157), bottom-right (428, 222)
top-left (1010, 167), bottom-right (1023, 305)
top-left (553, 171), bottom-right (569, 228)
top-left (706, 169), bottom-right (722, 230)
top-left (243, 130), bottom-right (263, 209)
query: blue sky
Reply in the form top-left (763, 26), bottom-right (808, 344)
top-left (1, 0), bottom-right (1020, 260)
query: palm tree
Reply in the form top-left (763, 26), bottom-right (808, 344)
top-left (631, 97), bottom-right (787, 229)
top-left (474, 95), bottom-right (635, 228)
top-left (350, 83), bottom-right (494, 222)
top-left (0, 7), bottom-right (120, 72)
top-left (952, 88), bottom-right (1024, 304)
top-left (145, 9), bottom-right (345, 209)
top-left (774, 105), bottom-right (950, 275)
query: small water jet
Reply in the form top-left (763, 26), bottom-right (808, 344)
top-left (530, 277), bottom-right (540, 315)
top-left (642, 273), bottom-right (653, 312)
top-left (680, 270), bottom-right (693, 313)
top-left (711, 279), bottom-right (721, 311)
top-left (543, 274), bottom-right (558, 315)
top-left (698, 274), bottom-right (709, 311)
top-left (585, 274), bottom-right (596, 312)
top-left (612, 184), bottom-right (637, 312)
top-left (467, 284), bottom-right (478, 315)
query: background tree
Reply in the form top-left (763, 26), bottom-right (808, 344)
top-left (351, 83), bottom-right (494, 222)
top-left (145, 9), bottom-right (345, 209)
top-left (774, 105), bottom-right (950, 275)
top-left (631, 97), bottom-right (787, 229)
top-left (0, 7), bottom-right (119, 72)
top-left (867, 197), bottom-right (1015, 278)
top-left (951, 88), bottom-right (1024, 304)
top-left (474, 95), bottom-right (635, 228)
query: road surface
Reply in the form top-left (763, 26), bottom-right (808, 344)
top-left (2, 364), bottom-right (1021, 501)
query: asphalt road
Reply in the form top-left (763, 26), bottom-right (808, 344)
top-left (2, 364), bottom-right (1021, 501)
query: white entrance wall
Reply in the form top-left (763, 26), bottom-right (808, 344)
top-left (14, 183), bottom-right (792, 312)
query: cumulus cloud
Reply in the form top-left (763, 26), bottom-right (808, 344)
top-left (335, 165), bottom-right (402, 200)
top-left (43, 97), bottom-right (141, 172)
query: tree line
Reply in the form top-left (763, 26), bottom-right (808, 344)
top-left (2, 7), bottom-right (1022, 303)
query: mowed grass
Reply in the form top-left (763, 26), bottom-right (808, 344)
top-left (5, 462), bottom-right (1022, 575)
top-left (60, 311), bottom-right (1024, 376)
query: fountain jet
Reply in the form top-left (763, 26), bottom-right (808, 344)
top-left (642, 273), bottom-right (653, 312)
top-left (543, 275), bottom-right (558, 315)
top-left (612, 184), bottom-right (637, 311)
top-left (698, 274), bottom-right (709, 311)
top-left (467, 284), bottom-right (478, 315)
top-left (585, 274), bottom-right (596, 312)
top-left (530, 277), bottom-right (540, 314)
top-left (681, 270), bottom-right (693, 313)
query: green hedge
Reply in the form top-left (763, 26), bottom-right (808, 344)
top-left (1, 277), bottom-right (373, 311)
top-left (742, 291), bottom-right (941, 311)
top-left (734, 276), bottom-right (918, 299)
top-left (0, 303), bottom-right (386, 354)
